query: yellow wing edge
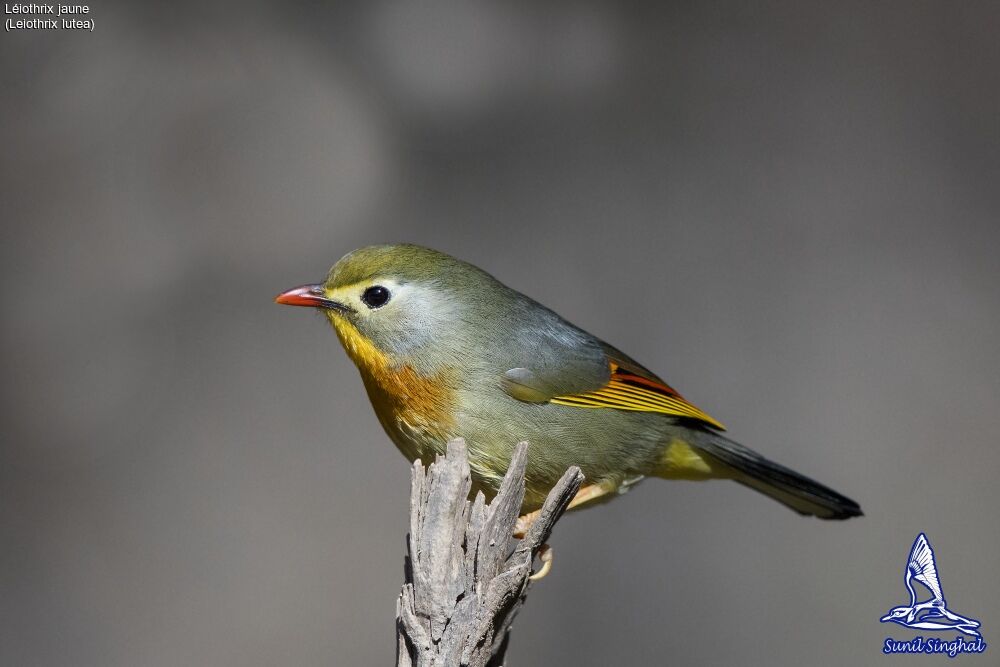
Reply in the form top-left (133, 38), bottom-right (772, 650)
top-left (550, 366), bottom-right (726, 430)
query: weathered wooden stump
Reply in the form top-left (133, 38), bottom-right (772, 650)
top-left (396, 439), bottom-right (584, 667)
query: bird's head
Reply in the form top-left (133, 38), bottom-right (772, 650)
top-left (276, 244), bottom-right (502, 374)
top-left (880, 606), bottom-right (912, 623)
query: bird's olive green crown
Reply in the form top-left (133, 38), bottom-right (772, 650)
top-left (325, 244), bottom-right (494, 291)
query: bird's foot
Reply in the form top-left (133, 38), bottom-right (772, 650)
top-left (513, 510), bottom-right (540, 539)
top-left (513, 513), bottom-right (553, 580)
top-left (515, 482), bottom-right (613, 580)
top-left (513, 482), bottom-right (612, 539)
top-left (529, 543), bottom-right (553, 581)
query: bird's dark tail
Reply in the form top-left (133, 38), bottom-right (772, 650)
top-left (688, 430), bottom-right (863, 520)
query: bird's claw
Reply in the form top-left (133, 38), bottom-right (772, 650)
top-left (529, 543), bottom-right (553, 581)
top-left (514, 512), bottom-right (553, 580)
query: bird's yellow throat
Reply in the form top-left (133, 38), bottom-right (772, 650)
top-left (327, 312), bottom-right (390, 373)
top-left (326, 311), bottom-right (456, 454)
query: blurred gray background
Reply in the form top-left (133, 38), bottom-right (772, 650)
top-left (3, 2), bottom-right (999, 665)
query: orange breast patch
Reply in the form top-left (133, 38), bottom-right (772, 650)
top-left (330, 314), bottom-right (457, 451)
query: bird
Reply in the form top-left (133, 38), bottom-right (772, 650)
top-left (276, 244), bottom-right (862, 531)
top-left (881, 533), bottom-right (981, 637)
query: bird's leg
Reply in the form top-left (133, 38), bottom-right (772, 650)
top-left (514, 482), bottom-right (614, 538)
top-left (512, 512), bottom-right (539, 540)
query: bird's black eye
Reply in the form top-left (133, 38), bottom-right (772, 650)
top-left (361, 285), bottom-right (391, 309)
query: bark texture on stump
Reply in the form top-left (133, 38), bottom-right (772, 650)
top-left (396, 439), bottom-right (584, 667)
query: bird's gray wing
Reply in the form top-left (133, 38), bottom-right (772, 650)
top-left (908, 533), bottom-right (944, 602)
top-left (498, 319), bottom-right (725, 429)
top-left (499, 320), bottom-right (610, 403)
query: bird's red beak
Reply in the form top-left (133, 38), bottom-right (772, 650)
top-left (275, 284), bottom-right (352, 312)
